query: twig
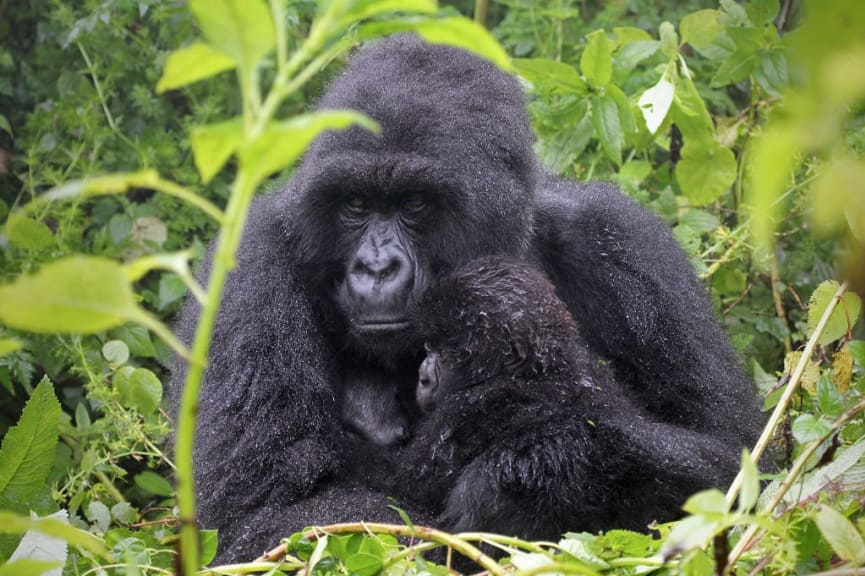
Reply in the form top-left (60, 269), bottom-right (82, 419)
top-left (770, 252), bottom-right (793, 353)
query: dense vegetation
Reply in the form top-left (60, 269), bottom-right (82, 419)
top-left (0, 0), bottom-right (863, 574)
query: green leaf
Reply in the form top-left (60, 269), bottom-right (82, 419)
top-left (613, 40), bottom-right (660, 71)
top-left (344, 553), bottom-right (383, 576)
top-left (581, 30), bottom-right (612, 86)
top-left (102, 340), bottom-right (129, 366)
top-left (155, 42), bottom-right (236, 93)
top-left (5, 214), bottom-right (54, 252)
top-left (680, 10), bottom-right (724, 49)
top-left (612, 26), bottom-right (653, 45)
top-left (754, 49), bottom-right (789, 96)
top-left (671, 71), bottom-right (715, 142)
top-left (659, 21), bottom-right (678, 55)
top-left (201, 529), bottom-right (219, 566)
top-left (711, 50), bottom-right (759, 87)
top-left (817, 376), bottom-right (844, 419)
top-left (0, 378), bottom-right (61, 502)
top-left (108, 214), bottom-right (132, 244)
top-left (336, 0), bottom-right (436, 27)
top-left (85, 501), bottom-right (110, 533)
top-left (0, 560), bottom-right (61, 576)
top-left (591, 93), bottom-right (623, 165)
top-left (608, 84), bottom-right (636, 137)
top-left (558, 535), bottom-right (610, 569)
top-left (110, 502), bottom-right (138, 525)
top-left (815, 505), bottom-right (865, 564)
top-left (0, 339), bottom-right (22, 356)
top-left (738, 450), bottom-right (760, 512)
top-left (513, 58), bottom-right (585, 95)
top-left (746, 0), bottom-right (780, 25)
top-left (410, 17), bottom-right (511, 71)
top-left (117, 368), bottom-right (162, 415)
top-left (807, 280), bottom-right (862, 345)
top-left (662, 514), bottom-right (719, 555)
top-left (240, 111), bottom-right (379, 189)
top-left (746, 126), bottom-right (799, 249)
top-left (110, 325), bottom-right (157, 358)
top-left (0, 114), bottom-right (12, 137)
top-left (680, 210), bottom-right (720, 234)
top-left (682, 489), bottom-right (728, 516)
top-left (676, 143), bottom-right (737, 206)
top-left (792, 414), bottom-right (832, 443)
top-left (0, 256), bottom-right (146, 334)
top-left (191, 119), bottom-right (243, 184)
top-left (0, 511), bottom-right (107, 558)
top-left (133, 471), bottom-right (173, 497)
top-left (188, 0), bottom-right (275, 71)
top-left (638, 67), bottom-right (675, 134)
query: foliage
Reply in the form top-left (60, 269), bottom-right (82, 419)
top-left (0, 0), bottom-right (863, 574)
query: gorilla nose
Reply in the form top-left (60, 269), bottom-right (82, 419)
top-left (348, 253), bottom-right (413, 302)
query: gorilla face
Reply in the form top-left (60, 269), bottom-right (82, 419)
top-left (333, 192), bottom-right (432, 341)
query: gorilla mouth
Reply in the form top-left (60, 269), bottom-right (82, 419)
top-left (356, 319), bottom-right (411, 333)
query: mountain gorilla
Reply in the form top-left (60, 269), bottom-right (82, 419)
top-left (172, 34), bottom-right (762, 563)
top-left (400, 257), bottom-right (741, 538)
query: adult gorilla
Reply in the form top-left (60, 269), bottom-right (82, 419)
top-left (172, 34), bottom-right (762, 563)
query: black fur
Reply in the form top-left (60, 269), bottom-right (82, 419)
top-left (391, 257), bottom-right (744, 538)
top-left (171, 35), bottom-right (762, 563)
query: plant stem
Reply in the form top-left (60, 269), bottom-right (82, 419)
top-left (474, 0), bottom-right (488, 26)
top-left (724, 280), bottom-right (849, 510)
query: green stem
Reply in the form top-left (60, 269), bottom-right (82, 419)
top-left (474, 0), bottom-right (488, 26)
top-left (94, 469), bottom-right (126, 504)
top-left (724, 280), bottom-right (849, 509)
top-left (175, 172), bottom-right (258, 576)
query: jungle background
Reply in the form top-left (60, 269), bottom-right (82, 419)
top-left (0, 0), bottom-right (864, 574)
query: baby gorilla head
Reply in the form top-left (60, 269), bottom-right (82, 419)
top-left (414, 256), bottom-right (582, 412)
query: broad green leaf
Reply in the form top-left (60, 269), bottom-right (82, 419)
top-left (662, 514), bottom-right (719, 555)
top-left (754, 49), bottom-right (789, 96)
top-left (591, 93), bottom-right (623, 165)
top-left (711, 50), bottom-right (759, 87)
top-left (240, 111), bottom-right (379, 189)
top-left (581, 30), bottom-right (612, 86)
top-left (5, 214), bottom-right (54, 251)
top-left (817, 376), bottom-right (844, 419)
top-left (815, 505), bottom-right (865, 564)
top-left (746, 0), bottom-right (780, 25)
top-left (558, 535), bottom-right (610, 569)
top-left (117, 368), bottom-right (162, 415)
top-left (792, 413), bottom-right (832, 443)
top-left (102, 340), bottom-right (129, 366)
top-left (613, 40), bottom-right (660, 71)
top-left (110, 325), bottom-right (157, 358)
top-left (680, 210), bottom-right (720, 234)
top-left (612, 26), bottom-right (653, 45)
top-left (675, 143), bottom-right (737, 206)
top-left (85, 501), bottom-right (110, 533)
top-left (638, 67), bottom-right (675, 134)
top-left (608, 84), bottom-right (636, 137)
top-left (0, 256), bottom-right (144, 334)
top-left (619, 160), bottom-right (652, 187)
top-left (336, 0), bottom-right (436, 28)
top-left (785, 438), bottom-right (865, 504)
top-left (188, 0), bottom-right (275, 71)
top-left (111, 502), bottom-right (138, 525)
top-left (155, 42), bottom-right (236, 93)
top-left (0, 560), bottom-right (61, 576)
top-left (158, 274), bottom-right (188, 310)
top-left (807, 280), bottom-right (862, 345)
top-left (191, 119), bottom-right (243, 184)
top-left (680, 10), bottom-right (724, 49)
top-left (0, 511), bottom-right (107, 558)
top-left (513, 58), bottom-right (586, 95)
top-left (0, 378), bottom-right (61, 501)
top-left (737, 450), bottom-right (759, 512)
top-left (134, 471), bottom-right (173, 497)
top-left (671, 71), bottom-right (714, 142)
top-left (108, 214), bottom-right (132, 244)
top-left (0, 338), bottom-right (22, 356)
top-left (682, 489), bottom-right (728, 516)
top-left (201, 529), bottom-right (219, 565)
top-left (344, 553), bottom-right (383, 576)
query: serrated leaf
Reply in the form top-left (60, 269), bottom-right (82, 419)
top-left (833, 346), bottom-right (854, 394)
top-left (581, 30), bottom-right (612, 86)
top-left (676, 143), bottom-right (737, 205)
top-left (638, 68), bottom-right (675, 134)
top-left (156, 42), bottom-right (236, 93)
top-left (680, 10), bottom-right (724, 49)
top-left (5, 214), bottom-right (54, 252)
top-left (191, 119), bottom-right (243, 184)
top-left (513, 58), bottom-right (585, 95)
top-left (188, 0), bottom-right (275, 71)
top-left (0, 378), bottom-right (61, 501)
top-left (591, 93), bottom-right (623, 165)
top-left (0, 339), bottom-right (22, 356)
top-left (134, 471), bottom-right (173, 497)
top-left (85, 501), bottom-right (110, 533)
top-left (0, 256), bottom-right (146, 334)
top-left (111, 502), bottom-right (138, 525)
top-left (815, 505), bottom-right (865, 564)
top-left (807, 280), bottom-right (862, 345)
top-left (559, 536), bottom-right (610, 569)
top-left (240, 111), bottom-right (379, 189)
top-left (792, 414), bottom-right (832, 443)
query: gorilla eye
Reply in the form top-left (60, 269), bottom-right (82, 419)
top-left (345, 196), bottom-right (368, 214)
top-left (401, 197), bottom-right (427, 214)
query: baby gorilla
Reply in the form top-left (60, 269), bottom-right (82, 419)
top-left (390, 257), bottom-right (738, 539)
